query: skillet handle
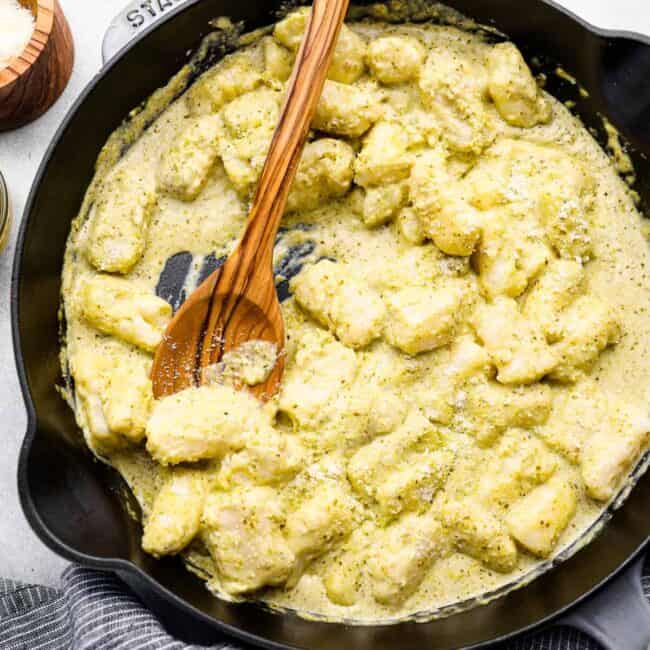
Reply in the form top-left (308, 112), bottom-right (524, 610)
top-left (559, 553), bottom-right (650, 650)
top-left (102, 0), bottom-right (190, 64)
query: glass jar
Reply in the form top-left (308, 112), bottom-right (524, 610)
top-left (0, 170), bottom-right (10, 253)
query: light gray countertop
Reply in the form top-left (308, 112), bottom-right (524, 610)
top-left (0, 0), bottom-right (649, 589)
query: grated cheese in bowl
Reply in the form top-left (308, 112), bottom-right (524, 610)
top-left (0, 0), bottom-right (35, 70)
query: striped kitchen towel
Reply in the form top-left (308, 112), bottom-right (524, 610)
top-left (0, 563), bottom-right (647, 649)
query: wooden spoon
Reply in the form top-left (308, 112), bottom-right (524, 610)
top-left (151, 0), bottom-right (350, 400)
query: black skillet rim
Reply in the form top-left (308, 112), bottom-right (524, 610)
top-left (11, 0), bottom-right (650, 647)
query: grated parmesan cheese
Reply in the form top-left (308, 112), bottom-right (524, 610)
top-left (0, 0), bottom-right (35, 70)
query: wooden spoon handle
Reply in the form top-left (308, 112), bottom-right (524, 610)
top-left (191, 0), bottom-right (349, 389)
top-left (239, 0), bottom-right (350, 268)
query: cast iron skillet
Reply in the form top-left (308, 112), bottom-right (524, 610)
top-left (12, 0), bottom-right (650, 648)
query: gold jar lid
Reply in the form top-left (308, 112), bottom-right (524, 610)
top-left (0, 171), bottom-right (10, 253)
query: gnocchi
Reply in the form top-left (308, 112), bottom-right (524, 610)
top-left (142, 471), bottom-right (206, 557)
top-left (313, 80), bottom-right (380, 137)
top-left (186, 48), bottom-right (264, 115)
top-left (274, 7), bottom-right (366, 84)
top-left (487, 42), bottom-right (551, 127)
top-left (473, 297), bottom-right (558, 384)
top-left (146, 384), bottom-right (264, 465)
top-left (287, 139), bottom-right (355, 213)
top-left (77, 275), bottom-right (171, 352)
top-left (203, 487), bottom-right (295, 594)
top-left (367, 35), bottom-right (427, 85)
top-left (384, 283), bottom-right (467, 355)
top-left (156, 114), bottom-right (222, 201)
top-left (506, 475), bottom-right (577, 557)
top-left (85, 167), bottom-right (156, 274)
top-left (291, 260), bottom-right (386, 348)
top-left (71, 345), bottom-right (153, 452)
top-left (219, 87), bottom-right (281, 193)
top-left (440, 496), bottom-right (518, 572)
top-left (355, 121), bottom-right (412, 188)
top-left (366, 512), bottom-right (446, 604)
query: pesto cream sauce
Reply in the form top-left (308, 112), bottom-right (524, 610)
top-left (61, 15), bottom-right (650, 623)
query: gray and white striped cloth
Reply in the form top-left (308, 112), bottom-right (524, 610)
top-left (0, 564), bottom-right (647, 649)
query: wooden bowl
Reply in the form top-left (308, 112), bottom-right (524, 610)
top-left (0, 0), bottom-right (74, 132)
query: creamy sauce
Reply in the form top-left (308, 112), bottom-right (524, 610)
top-left (61, 9), bottom-right (650, 623)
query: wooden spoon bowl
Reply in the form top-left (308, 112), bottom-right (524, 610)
top-left (153, 277), bottom-right (285, 401)
top-left (0, 0), bottom-right (74, 132)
